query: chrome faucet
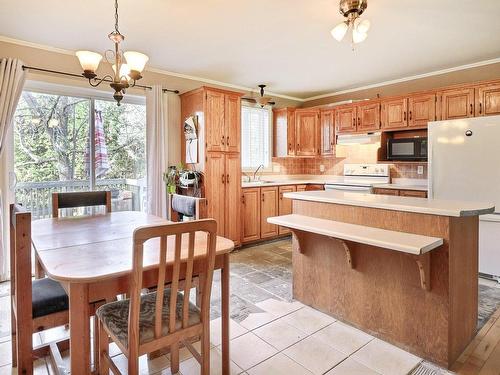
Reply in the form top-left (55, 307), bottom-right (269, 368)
top-left (253, 164), bottom-right (265, 181)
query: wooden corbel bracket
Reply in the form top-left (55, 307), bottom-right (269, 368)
top-left (331, 238), bottom-right (354, 269)
top-left (410, 252), bottom-right (431, 291)
top-left (291, 230), bottom-right (306, 253)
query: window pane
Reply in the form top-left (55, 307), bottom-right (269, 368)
top-left (14, 91), bottom-right (91, 219)
top-left (94, 100), bottom-right (147, 212)
top-left (241, 105), bottom-right (271, 169)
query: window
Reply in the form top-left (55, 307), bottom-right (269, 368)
top-left (241, 104), bottom-right (272, 170)
top-left (13, 89), bottom-right (147, 219)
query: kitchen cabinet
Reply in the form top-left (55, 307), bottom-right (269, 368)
top-left (373, 187), bottom-right (427, 198)
top-left (475, 83), bottom-right (500, 117)
top-left (241, 188), bottom-right (261, 242)
top-left (438, 87), bottom-right (475, 120)
top-left (260, 186), bottom-right (279, 238)
top-left (181, 87), bottom-right (243, 246)
top-left (335, 105), bottom-right (357, 133)
top-left (357, 101), bottom-right (380, 132)
top-left (408, 93), bottom-right (436, 127)
top-left (205, 90), bottom-right (225, 152)
top-left (381, 98), bottom-right (408, 130)
top-left (273, 108), bottom-right (296, 157)
top-left (295, 109), bottom-right (320, 156)
top-left (205, 152), bottom-right (226, 236)
top-left (306, 184), bottom-right (324, 191)
top-left (296, 185), bottom-right (307, 192)
top-left (224, 93), bottom-right (241, 153)
top-left (278, 185), bottom-right (296, 235)
top-left (320, 109), bottom-right (335, 155)
top-left (224, 153), bottom-right (241, 243)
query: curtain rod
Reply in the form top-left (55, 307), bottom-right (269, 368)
top-left (22, 65), bottom-right (180, 94)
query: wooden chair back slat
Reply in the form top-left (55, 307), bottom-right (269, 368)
top-left (129, 219), bottom-right (217, 354)
top-left (168, 234), bottom-right (182, 334)
top-left (154, 236), bottom-right (167, 339)
top-left (182, 232), bottom-right (196, 327)
top-left (52, 191), bottom-right (112, 218)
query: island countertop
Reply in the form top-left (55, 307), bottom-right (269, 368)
top-left (284, 190), bottom-right (494, 217)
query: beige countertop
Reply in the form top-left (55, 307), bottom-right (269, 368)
top-left (284, 190), bottom-right (495, 217)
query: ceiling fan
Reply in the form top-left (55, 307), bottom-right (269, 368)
top-left (242, 85), bottom-right (275, 107)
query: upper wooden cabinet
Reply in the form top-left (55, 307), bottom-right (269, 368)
top-left (438, 88), bottom-right (475, 120)
top-left (357, 101), bottom-right (380, 132)
top-left (205, 89), bottom-right (241, 152)
top-left (273, 108), bottom-right (296, 157)
top-left (381, 98), bottom-right (408, 130)
top-left (320, 109), bottom-right (335, 155)
top-left (475, 83), bottom-right (500, 117)
top-left (335, 105), bottom-right (357, 133)
top-left (295, 109), bottom-right (320, 156)
top-left (408, 93), bottom-right (436, 127)
top-left (205, 90), bottom-right (225, 152)
top-left (224, 93), bottom-right (241, 153)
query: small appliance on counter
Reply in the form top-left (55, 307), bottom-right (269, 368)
top-left (387, 137), bottom-right (428, 161)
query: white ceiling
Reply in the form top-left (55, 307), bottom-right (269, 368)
top-left (1, 0), bottom-right (500, 99)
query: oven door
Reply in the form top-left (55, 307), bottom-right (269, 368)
top-left (324, 184), bottom-right (373, 193)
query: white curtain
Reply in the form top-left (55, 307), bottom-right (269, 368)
top-left (0, 58), bottom-right (26, 281)
top-left (146, 86), bottom-right (180, 218)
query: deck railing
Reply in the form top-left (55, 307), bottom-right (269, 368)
top-left (15, 178), bottom-right (147, 220)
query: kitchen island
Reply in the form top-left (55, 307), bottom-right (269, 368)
top-left (268, 190), bottom-right (494, 368)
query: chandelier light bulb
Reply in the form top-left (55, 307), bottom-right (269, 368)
top-left (76, 51), bottom-right (103, 73)
top-left (331, 22), bottom-right (349, 41)
top-left (112, 63), bottom-right (131, 81)
top-left (124, 51), bottom-right (149, 73)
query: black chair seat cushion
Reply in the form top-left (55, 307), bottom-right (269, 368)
top-left (32, 278), bottom-right (69, 318)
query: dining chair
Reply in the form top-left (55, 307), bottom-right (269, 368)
top-left (96, 219), bottom-right (218, 375)
top-left (51, 190), bottom-right (112, 218)
top-left (9, 204), bottom-right (69, 375)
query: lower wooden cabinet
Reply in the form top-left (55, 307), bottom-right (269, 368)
top-left (373, 187), bottom-right (427, 198)
top-left (278, 185), bottom-right (296, 235)
top-left (241, 188), bottom-right (260, 242)
top-left (260, 187), bottom-right (279, 238)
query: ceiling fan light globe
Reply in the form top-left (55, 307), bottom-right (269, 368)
top-left (124, 51), bottom-right (149, 74)
top-left (331, 22), bottom-right (348, 41)
top-left (355, 19), bottom-right (370, 34)
top-left (352, 29), bottom-right (368, 43)
top-left (76, 51), bottom-right (102, 73)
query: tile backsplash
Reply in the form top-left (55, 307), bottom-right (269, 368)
top-left (269, 144), bottom-right (427, 180)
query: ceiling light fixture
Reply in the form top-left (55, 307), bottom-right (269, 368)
top-left (76, 0), bottom-right (149, 105)
top-left (331, 0), bottom-right (370, 48)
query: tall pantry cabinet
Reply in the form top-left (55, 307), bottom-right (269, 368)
top-left (180, 87), bottom-right (243, 245)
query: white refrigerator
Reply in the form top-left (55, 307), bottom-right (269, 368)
top-left (429, 115), bottom-right (500, 279)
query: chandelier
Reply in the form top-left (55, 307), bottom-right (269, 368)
top-left (331, 0), bottom-right (371, 46)
top-left (76, 0), bottom-right (149, 105)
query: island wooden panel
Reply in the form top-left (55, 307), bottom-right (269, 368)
top-left (291, 200), bottom-right (478, 368)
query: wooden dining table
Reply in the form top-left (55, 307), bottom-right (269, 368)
top-left (31, 211), bottom-right (234, 375)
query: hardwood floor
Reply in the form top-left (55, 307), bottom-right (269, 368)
top-left (452, 302), bottom-right (500, 375)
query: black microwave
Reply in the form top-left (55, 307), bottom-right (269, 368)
top-left (387, 137), bottom-right (428, 161)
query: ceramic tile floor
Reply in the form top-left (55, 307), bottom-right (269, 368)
top-left (1, 238), bottom-right (500, 374)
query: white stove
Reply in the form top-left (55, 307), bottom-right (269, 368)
top-left (324, 164), bottom-right (390, 193)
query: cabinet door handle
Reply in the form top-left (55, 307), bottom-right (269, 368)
top-left (280, 193), bottom-right (283, 200)
top-left (262, 194), bottom-right (265, 202)
top-left (479, 103), bottom-right (482, 114)
top-left (241, 196), bottom-right (245, 204)
top-left (226, 174), bottom-right (229, 184)
top-left (226, 137), bottom-right (229, 146)
top-left (358, 117), bottom-right (361, 127)
top-left (403, 112), bottom-right (407, 121)
top-left (222, 174), bottom-right (225, 184)
top-left (221, 135), bottom-right (225, 145)
top-left (409, 111), bottom-right (412, 121)
top-left (297, 143), bottom-right (300, 149)
top-left (470, 104), bottom-right (473, 115)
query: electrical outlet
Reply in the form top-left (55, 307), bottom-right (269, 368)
top-left (273, 164), bottom-right (281, 173)
top-left (417, 165), bottom-right (424, 175)
top-left (319, 164), bottom-right (325, 173)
